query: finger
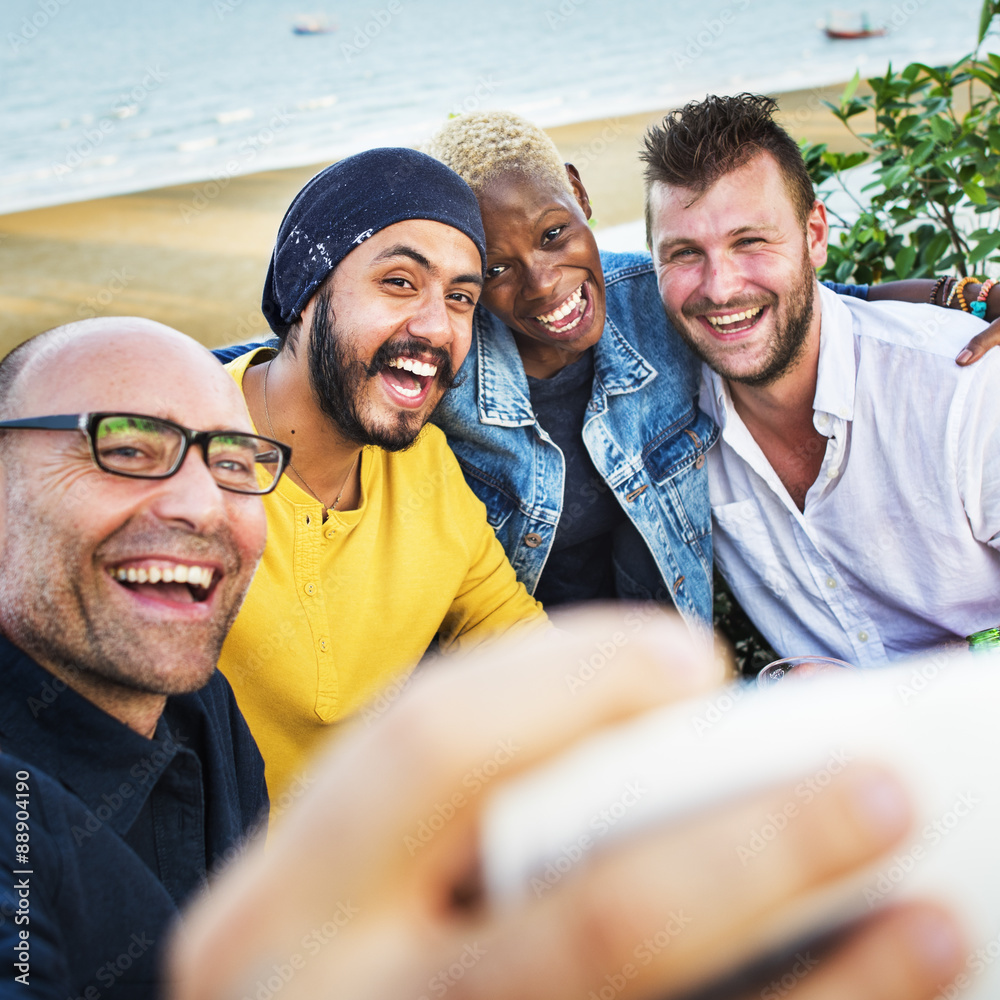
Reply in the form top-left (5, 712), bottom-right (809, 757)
top-left (172, 606), bottom-right (721, 995)
top-left (280, 605), bottom-right (721, 877)
top-left (448, 763), bottom-right (914, 1000)
top-left (956, 319), bottom-right (1000, 364)
top-left (763, 903), bottom-right (965, 1000)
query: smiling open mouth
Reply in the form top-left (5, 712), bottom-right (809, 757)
top-left (533, 283), bottom-right (588, 334)
top-left (381, 355), bottom-right (439, 400)
top-left (705, 306), bottom-right (765, 335)
top-left (107, 561), bottom-right (217, 604)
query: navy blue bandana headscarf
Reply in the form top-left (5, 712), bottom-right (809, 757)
top-left (261, 147), bottom-right (486, 338)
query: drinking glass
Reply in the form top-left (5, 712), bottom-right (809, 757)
top-left (756, 655), bottom-right (854, 688)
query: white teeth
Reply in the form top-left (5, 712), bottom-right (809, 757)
top-left (386, 357), bottom-right (438, 377)
top-left (707, 307), bottom-right (763, 327)
top-left (110, 563), bottom-right (213, 587)
top-left (393, 383), bottom-right (422, 398)
top-left (537, 311), bottom-right (585, 335)
top-left (536, 284), bottom-right (584, 324)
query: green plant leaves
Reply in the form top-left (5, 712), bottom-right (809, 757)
top-left (804, 3), bottom-right (1000, 286)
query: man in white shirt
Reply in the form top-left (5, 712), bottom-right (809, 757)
top-left (642, 93), bottom-right (1000, 666)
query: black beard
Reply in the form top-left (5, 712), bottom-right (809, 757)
top-left (307, 289), bottom-right (458, 452)
top-left (674, 252), bottom-right (816, 388)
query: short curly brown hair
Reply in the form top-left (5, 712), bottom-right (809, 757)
top-left (640, 93), bottom-right (816, 243)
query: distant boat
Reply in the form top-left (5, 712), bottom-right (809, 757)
top-left (823, 10), bottom-right (885, 39)
top-left (292, 15), bottom-right (337, 34)
top-left (825, 25), bottom-right (886, 38)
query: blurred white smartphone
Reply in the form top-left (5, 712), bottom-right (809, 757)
top-left (481, 647), bottom-right (1000, 999)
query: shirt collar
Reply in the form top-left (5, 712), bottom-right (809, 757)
top-left (472, 303), bottom-right (657, 426)
top-left (0, 636), bottom-right (183, 837)
top-left (699, 282), bottom-right (858, 428)
top-left (813, 283), bottom-right (857, 424)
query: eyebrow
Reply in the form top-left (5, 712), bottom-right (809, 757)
top-left (373, 243), bottom-right (483, 288)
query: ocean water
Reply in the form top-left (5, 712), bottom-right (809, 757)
top-left (0, 0), bottom-right (989, 214)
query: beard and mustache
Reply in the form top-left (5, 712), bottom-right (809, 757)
top-left (671, 245), bottom-right (817, 388)
top-left (306, 287), bottom-right (460, 452)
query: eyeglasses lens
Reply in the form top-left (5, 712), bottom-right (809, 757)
top-left (207, 433), bottom-right (281, 494)
top-left (95, 416), bottom-right (181, 477)
top-left (94, 416), bottom-right (281, 494)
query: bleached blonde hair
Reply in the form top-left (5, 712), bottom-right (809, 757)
top-left (422, 111), bottom-right (573, 197)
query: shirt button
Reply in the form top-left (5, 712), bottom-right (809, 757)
top-left (305, 582), bottom-right (317, 596)
top-left (817, 413), bottom-right (829, 427)
top-left (524, 533), bottom-right (543, 548)
top-left (826, 466), bottom-right (839, 479)
top-left (858, 631), bottom-right (869, 642)
top-left (826, 577), bottom-right (837, 589)
top-left (326, 529), bottom-right (336, 539)
top-left (838, 407), bottom-right (850, 419)
top-left (319, 638), bottom-right (329, 651)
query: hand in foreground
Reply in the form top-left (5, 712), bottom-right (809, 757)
top-left (167, 607), bottom-right (965, 1000)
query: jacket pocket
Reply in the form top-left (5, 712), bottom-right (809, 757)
top-left (642, 409), bottom-right (717, 484)
top-left (455, 457), bottom-right (519, 530)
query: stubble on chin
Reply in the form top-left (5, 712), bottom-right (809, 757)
top-left (0, 485), bottom-right (250, 699)
top-left (670, 261), bottom-right (817, 388)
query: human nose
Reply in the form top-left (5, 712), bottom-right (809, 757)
top-left (145, 441), bottom-right (228, 532)
top-left (521, 255), bottom-right (560, 307)
top-left (405, 291), bottom-right (453, 348)
top-left (697, 251), bottom-right (744, 307)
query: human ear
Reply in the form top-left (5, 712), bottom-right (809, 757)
top-left (565, 164), bottom-right (592, 221)
top-left (807, 199), bottom-right (829, 270)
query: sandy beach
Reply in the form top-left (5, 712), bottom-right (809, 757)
top-left (0, 82), bottom-right (871, 355)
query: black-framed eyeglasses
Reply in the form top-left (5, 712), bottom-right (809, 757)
top-left (0, 412), bottom-right (292, 495)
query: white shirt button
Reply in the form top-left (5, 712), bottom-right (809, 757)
top-left (816, 413), bottom-right (829, 427)
top-left (838, 407), bottom-right (850, 419)
top-left (826, 576), bottom-right (837, 589)
top-left (826, 466), bottom-right (839, 479)
top-left (858, 631), bottom-right (869, 642)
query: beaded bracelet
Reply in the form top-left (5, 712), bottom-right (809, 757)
top-left (943, 276), bottom-right (959, 307)
top-left (972, 278), bottom-right (996, 319)
top-left (929, 276), bottom-right (948, 305)
top-left (954, 276), bottom-right (982, 313)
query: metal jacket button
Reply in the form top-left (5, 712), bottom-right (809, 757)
top-left (524, 533), bottom-right (543, 548)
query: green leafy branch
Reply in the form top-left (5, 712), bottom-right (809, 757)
top-left (803, 0), bottom-right (1000, 284)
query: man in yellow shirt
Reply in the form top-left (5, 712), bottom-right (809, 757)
top-left (214, 149), bottom-right (545, 809)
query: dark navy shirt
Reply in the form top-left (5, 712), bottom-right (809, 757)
top-left (0, 638), bottom-right (267, 999)
top-left (527, 350), bottom-right (626, 606)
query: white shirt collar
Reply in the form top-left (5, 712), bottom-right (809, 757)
top-left (813, 283), bottom-right (857, 425)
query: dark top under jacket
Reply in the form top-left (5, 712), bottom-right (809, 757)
top-left (0, 637), bottom-right (267, 999)
top-left (527, 348), bottom-right (627, 606)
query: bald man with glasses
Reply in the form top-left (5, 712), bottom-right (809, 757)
top-left (0, 317), bottom-right (281, 997)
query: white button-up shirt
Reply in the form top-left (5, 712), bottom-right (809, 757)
top-left (704, 283), bottom-right (1000, 666)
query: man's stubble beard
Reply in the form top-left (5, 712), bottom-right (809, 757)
top-left (671, 245), bottom-right (817, 388)
top-left (0, 474), bottom-right (251, 698)
top-left (306, 288), bottom-right (458, 452)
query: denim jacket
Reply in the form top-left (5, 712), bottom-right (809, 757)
top-left (431, 250), bottom-right (719, 634)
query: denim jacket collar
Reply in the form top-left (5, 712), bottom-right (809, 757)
top-left (473, 305), bottom-right (658, 427)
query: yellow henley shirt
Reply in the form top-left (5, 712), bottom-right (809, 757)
top-left (219, 348), bottom-right (546, 809)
